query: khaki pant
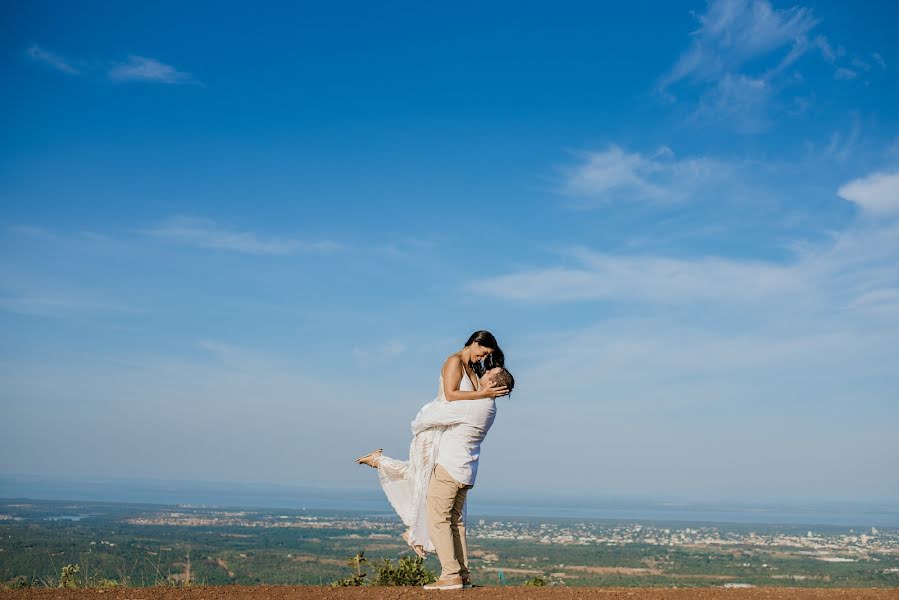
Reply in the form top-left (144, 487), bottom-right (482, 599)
top-left (426, 463), bottom-right (473, 579)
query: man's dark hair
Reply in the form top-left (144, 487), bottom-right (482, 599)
top-left (490, 368), bottom-right (514, 396)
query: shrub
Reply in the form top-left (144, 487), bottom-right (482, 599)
top-left (330, 552), bottom-right (368, 587)
top-left (59, 564), bottom-right (81, 589)
top-left (524, 575), bottom-right (547, 587)
top-left (373, 556), bottom-right (437, 586)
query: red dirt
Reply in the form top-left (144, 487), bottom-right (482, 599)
top-left (2, 586), bottom-right (897, 600)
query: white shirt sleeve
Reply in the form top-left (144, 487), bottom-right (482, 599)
top-left (410, 400), bottom-right (472, 435)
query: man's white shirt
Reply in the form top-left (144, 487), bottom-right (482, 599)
top-left (411, 397), bottom-right (496, 486)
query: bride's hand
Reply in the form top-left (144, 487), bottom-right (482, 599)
top-left (482, 383), bottom-right (509, 398)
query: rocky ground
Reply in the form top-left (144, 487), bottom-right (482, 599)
top-left (2, 587), bottom-right (897, 600)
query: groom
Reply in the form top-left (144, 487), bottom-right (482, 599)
top-left (423, 366), bottom-right (514, 591)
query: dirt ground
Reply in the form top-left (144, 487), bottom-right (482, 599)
top-left (2, 586), bottom-right (897, 600)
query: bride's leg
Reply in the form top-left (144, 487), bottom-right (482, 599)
top-left (376, 455), bottom-right (409, 479)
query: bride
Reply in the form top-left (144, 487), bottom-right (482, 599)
top-left (355, 330), bottom-right (512, 558)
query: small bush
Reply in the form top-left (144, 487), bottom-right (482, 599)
top-left (59, 564), bottom-right (81, 589)
top-left (373, 556), bottom-right (437, 586)
top-left (524, 575), bottom-right (547, 587)
top-left (330, 552), bottom-right (368, 587)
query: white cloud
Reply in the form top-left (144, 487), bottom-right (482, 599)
top-left (838, 171), bottom-right (899, 217)
top-left (560, 146), bottom-right (727, 205)
top-left (465, 204), bottom-right (899, 497)
top-left (472, 168), bottom-right (899, 310)
top-left (659, 0), bottom-right (818, 91)
top-left (819, 114), bottom-right (861, 163)
top-left (487, 238), bottom-right (899, 496)
top-left (693, 74), bottom-right (772, 133)
top-left (26, 44), bottom-right (79, 75)
top-left (24, 46), bottom-right (199, 86)
top-left (469, 248), bottom-right (804, 304)
top-left (139, 216), bottom-right (340, 255)
top-left (850, 57), bottom-right (871, 71)
top-left (659, 1), bottom-right (879, 132)
top-left (108, 55), bottom-right (199, 85)
top-left (834, 67), bottom-right (857, 80)
top-left (813, 35), bottom-right (835, 63)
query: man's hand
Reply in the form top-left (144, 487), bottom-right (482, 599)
top-left (481, 382), bottom-right (509, 398)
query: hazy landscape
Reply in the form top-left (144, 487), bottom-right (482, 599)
top-left (2, 496), bottom-right (897, 590)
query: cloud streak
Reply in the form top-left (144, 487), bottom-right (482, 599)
top-left (469, 249), bottom-right (804, 304)
top-left (560, 146), bottom-right (727, 205)
top-left (108, 55), bottom-right (199, 85)
top-left (23, 45), bottom-right (200, 86)
top-left (139, 216), bottom-right (340, 255)
top-left (476, 166), bottom-right (899, 317)
top-left (26, 45), bottom-right (80, 75)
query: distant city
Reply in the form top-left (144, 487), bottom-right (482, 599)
top-left (2, 498), bottom-right (898, 588)
top-left (120, 509), bottom-right (898, 559)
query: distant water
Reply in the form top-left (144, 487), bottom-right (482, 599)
top-left (1, 474), bottom-right (897, 527)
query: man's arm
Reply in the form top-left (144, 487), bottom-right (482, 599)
top-left (443, 357), bottom-right (507, 401)
top-left (411, 400), bottom-right (470, 435)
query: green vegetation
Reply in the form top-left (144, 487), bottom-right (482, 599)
top-left (1, 498), bottom-right (897, 589)
top-left (372, 555), bottom-right (437, 586)
top-left (330, 552), bottom-right (368, 587)
top-left (330, 551), bottom-right (437, 587)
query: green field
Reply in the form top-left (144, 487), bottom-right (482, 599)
top-left (2, 499), bottom-right (897, 589)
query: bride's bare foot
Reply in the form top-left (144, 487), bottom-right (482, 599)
top-left (355, 448), bottom-right (382, 469)
top-left (402, 531), bottom-right (426, 558)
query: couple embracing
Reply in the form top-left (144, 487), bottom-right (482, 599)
top-left (355, 330), bottom-right (514, 590)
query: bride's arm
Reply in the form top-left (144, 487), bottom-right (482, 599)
top-left (443, 356), bottom-right (508, 401)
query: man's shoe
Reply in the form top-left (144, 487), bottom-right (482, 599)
top-left (423, 576), bottom-right (463, 590)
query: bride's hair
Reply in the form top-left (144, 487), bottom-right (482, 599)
top-left (465, 330), bottom-right (499, 351)
top-left (465, 330), bottom-right (504, 377)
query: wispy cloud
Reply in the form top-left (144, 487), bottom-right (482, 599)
top-left (108, 55), bottom-right (199, 85)
top-left (659, 0), bottom-right (880, 132)
top-left (139, 216), bottom-right (340, 255)
top-left (25, 44), bottom-right (80, 75)
top-left (692, 74), bottom-right (772, 133)
top-left (479, 200), bottom-right (899, 496)
top-left (659, 0), bottom-right (818, 92)
top-left (23, 45), bottom-right (200, 86)
top-left (475, 168), bottom-right (899, 306)
top-left (834, 67), bottom-right (857, 81)
top-left (469, 248), bottom-right (803, 304)
top-left (559, 145), bottom-right (728, 205)
top-left (816, 113), bottom-right (861, 163)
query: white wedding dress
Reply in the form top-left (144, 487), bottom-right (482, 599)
top-left (376, 367), bottom-right (478, 554)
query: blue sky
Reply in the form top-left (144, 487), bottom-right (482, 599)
top-left (2, 0), bottom-right (898, 503)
